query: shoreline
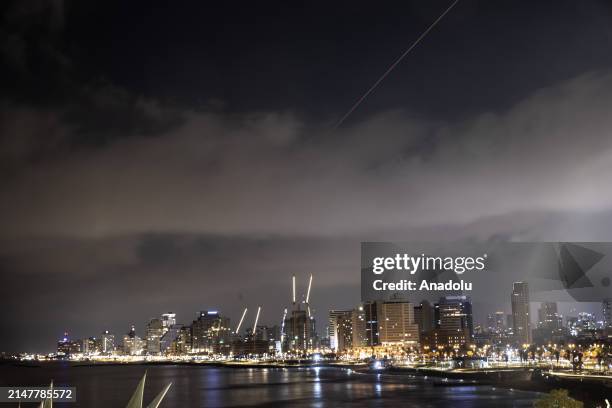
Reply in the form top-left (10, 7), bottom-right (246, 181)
top-left (4, 360), bottom-right (610, 407)
top-left (386, 366), bottom-right (610, 407)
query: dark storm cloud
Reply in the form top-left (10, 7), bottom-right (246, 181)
top-left (0, 0), bottom-right (183, 168)
top-left (0, 0), bottom-right (71, 103)
top-left (3, 71), bottom-right (612, 238)
top-left (0, 0), bottom-right (65, 67)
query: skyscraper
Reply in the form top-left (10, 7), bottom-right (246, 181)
top-left (576, 312), bottom-right (597, 332)
top-left (336, 313), bottom-right (353, 351)
top-left (57, 332), bottom-right (82, 355)
top-left (146, 318), bottom-right (164, 355)
top-left (351, 305), bottom-right (368, 348)
top-left (161, 313), bottom-right (176, 334)
top-left (603, 298), bottom-right (612, 329)
top-left (282, 274), bottom-right (318, 352)
top-left (364, 301), bottom-right (380, 346)
top-left (537, 302), bottom-right (562, 330)
top-left (169, 325), bottom-right (192, 355)
top-left (284, 309), bottom-right (316, 351)
top-left (486, 311), bottom-right (505, 332)
top-left (160, 324), bottom-right (183, 353)
top-left (122, 325), bottom-right (145, 355)
top-left (328, 310), bottom-right (352, 351)
top-left (101, 330), bottom-right (115, 354)
top-left (432, 296), bottom-right (473, 348)
top-left (414, 300), bottom-right (434, 334)
top-left (533, 301), bottom-right (564, 344)
top-left (378, 300), bottom-right (419, 347)
top-left (511, 282), bottom-right (532, 345)
top-left (82, 337), bottom-right (100, 354)
top-left (485, 311), bottom-right (509, 346)
top-left (191, 311), bottom-right (231, 354)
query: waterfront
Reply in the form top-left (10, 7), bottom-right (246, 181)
top-left (0, 363), bottom-right (543, 407)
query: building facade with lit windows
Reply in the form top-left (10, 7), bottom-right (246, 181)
top-left (511, 282), bottom-right (532, 345)
top-left (419, 296), bottom-right (474, 350)
top-left (378, 300), bottom-right (419, 347)
top-left (191, 311), bottom-right (232, 354)
top-left (603, 298), bottom-right (612, 330)
top-left (328, 310), bottom-right (352, 351)
top-left (146, 318), bottom-right (164, 355)
top-left (284, 308), bottom-right (316, 352)
top-left (351, 305), bottom-right (368, 348)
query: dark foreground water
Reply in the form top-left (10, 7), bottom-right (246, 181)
top-left (0, 363), bottom-right (543, 407)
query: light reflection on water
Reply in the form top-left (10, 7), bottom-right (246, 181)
top-left (313, 380), bottom-right (322, 399)
top-left (0, 363), bottom-right (543, 407)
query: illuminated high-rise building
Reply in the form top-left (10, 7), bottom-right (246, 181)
top-left (603, 298), bottom-right (612, 329)
top-left (511, 282), bottom-right (532, 345)
top-left (414, 300), bottom-right (434, 334)
top-left (146, 318), bottom-right (164, 355)
top-left (168, 325), bottom-right (192, 355)
top-left (282, 274), bottom-right (318, 352)
top-left (432, 296), bottom-right (473, 348)
top-left (101, 330), bottom-right (115, 354)
top-left (335, 313), bottom-right (353, 351)
top-left (487, 311), bottom-right (506, 333)
top-left (328, 310), bottom-right (352, 351)
top-left (533, 302), bottom-right (564, 344)
top-left (161, 313), bottom-right (176, 334)
top-left (576, 312), bottom-right (596, 331)
top-left (123, 324), bottom-right (144, 355)
top-left (160, 324), bottom-right (183, 353)
top-left (378, 300), bottom-right (419, 347)
top-left (537, 302), bottom-right (562, 330)
top-left (284, 309), bottom-right (316, 351)
top-left (485, 311), bottom-right (509, 346)
top-left (191, 310), bottom-right (231, 354)
top-left (82, 337), bottom-right (100, 354)
top-left (57, 332), bottom-right (82, 355)
top-left (351, 305), bottom-right (368, 347)
top-left (363, 301), bottom-right (380, 346)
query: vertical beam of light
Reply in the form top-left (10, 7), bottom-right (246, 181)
top-left (334, 0), bottom-right (460, 129)
top-left (292, 275), bottom-right (296, 305)
top-left (253, 306), bottom-right (261, 334)
top-left (305, 274), bottom-right (313, 304)
top-left (235, 307), bottom-right (248, 334)
top-left (281, 308), bottom-right (288, 343)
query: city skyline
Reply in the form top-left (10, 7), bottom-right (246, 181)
top-left (28, 281), bottom-right (612, 354)
top-left (49, 286), bottom-right (611, 359)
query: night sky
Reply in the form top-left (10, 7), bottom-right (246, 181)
top-left (2, 0), bottom-right (612, 352)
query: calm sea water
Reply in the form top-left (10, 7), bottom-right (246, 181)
top-left (0, 363), bottom-right (542, 407)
